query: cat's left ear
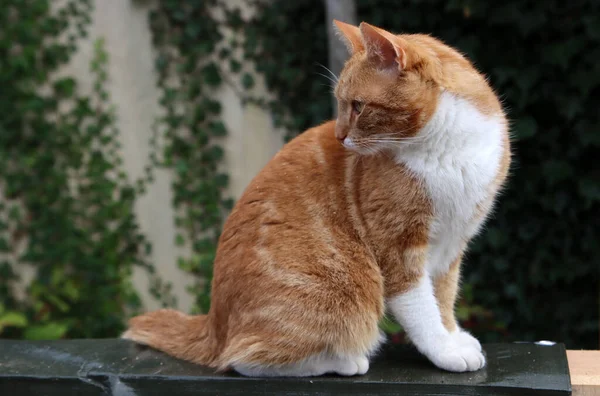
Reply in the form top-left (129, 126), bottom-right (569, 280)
top-left (333, 20), bottom-right (364, 55)
top-left (359, 22), bottom-right (409, 72)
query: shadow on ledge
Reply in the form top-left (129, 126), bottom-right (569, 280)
top-left (0, 339), bottom-right (571, 395)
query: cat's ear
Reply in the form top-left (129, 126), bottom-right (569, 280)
top-left (359, 22), bottom-right (409, 72)
top-left (333, 20), bottom-right (364, 55)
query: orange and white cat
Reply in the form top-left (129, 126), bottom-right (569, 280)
top-left (123, 20), bottom-right (510, 377)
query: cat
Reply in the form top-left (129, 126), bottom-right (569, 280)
top-left (122, 20), bottom-right (511, 377)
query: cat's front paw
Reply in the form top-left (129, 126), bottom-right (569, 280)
top-left (451, 328), bottom-right (482, 351)
top-left (427, 335), bottom-right (486, 372)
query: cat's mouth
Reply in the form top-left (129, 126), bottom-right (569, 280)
top-left (341, 136), bottom-right (383, 156)
top-left (341, 137), bottom-right (356, 149)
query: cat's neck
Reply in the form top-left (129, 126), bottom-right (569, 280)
top-left (393, 91), bottom-right (506, 277)
top-left (394, 91), bottom-right (505, 170)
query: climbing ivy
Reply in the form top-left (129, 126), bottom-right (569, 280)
top-left (148, 1), bottom-right (239, 313)
top-left (230, 1), bottom-right (333, 141)
top-left (0, 1), bottom-right (165, 339)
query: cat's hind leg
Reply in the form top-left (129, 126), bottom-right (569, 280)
top-left (218, 243), bottom-right (385, 377)
top-left (221, 314), bottom-right (384, 377)
top-left (232, 353), bottom-right (370, 377)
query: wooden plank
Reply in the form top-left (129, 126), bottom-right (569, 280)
top-left (568, 350), bottom-right (600, 396)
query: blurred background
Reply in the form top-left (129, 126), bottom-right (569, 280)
top-left (0, 0), bottom-right (597, 349)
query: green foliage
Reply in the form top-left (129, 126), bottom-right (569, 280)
top-left (238, 0), bottom-right (599, 348)
top-left (149, 0), bottom-right (235, 313)
top-left (0, 1), bottom-right (164, 339)
top-left (238, 1), bottom-right (333, 141)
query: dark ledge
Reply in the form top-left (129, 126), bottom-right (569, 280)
top-left (0, 340), bottom-right (571, 395)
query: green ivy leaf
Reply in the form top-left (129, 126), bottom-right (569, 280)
top-left (175, 160), bottom-right (188, 175)
top-left (62, 280), bottom-right (80, 301)
top-left (8, 206), bottom-right (21, 221)
top-left (53, 77), bottom-right (76, 97)
top-left (0, 238), bottom-right (10, 253)
top-left (47, 294), bottom-right (69, 312)
top-left (222, 198), bottom-right (234, 210)
top-left (229, 59), bottom-right (242, 73)
top-left (379, 316), bottom-right (402, 334)
top-left (201, 63), bottom-right (222, 87)
top-left (241, 73), bottom-right (255, 89)
top-left (0, 312), bottom-right (28, 328)
top-left (24, 323), bottom-right (69, 340)
top-left (208, 121), bottom-right (227, 137)
top-left (214, 173), bottom-right (229, 188)
top-left (205, 146), bottom-right (224, 162)
top-left (185, 24), bottom-right (200, 39)
top-left (203, 98), bottom-right (222, 114)
top-left (219, 48), bottom-right (231, 59)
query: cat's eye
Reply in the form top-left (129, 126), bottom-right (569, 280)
top-left (352, 100), bottom-right (364, 115)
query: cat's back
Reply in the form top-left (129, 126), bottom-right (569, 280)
top-left (215, 121), bottom-right (353, 260)
top-left (240, 120), bottom-right (347, 207)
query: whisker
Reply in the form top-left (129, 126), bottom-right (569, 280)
top-left (317, 82), bottom-right (336, 92)
top-left (316, 63), bottom-right (339, 84)
top-left (365, 133), bottom-right (424, 140)
top-left (356, 133), bottom-right (426, 143)
top-left (316, 72), bottom-right (338, 87)
top-left (351, 131), bottom-right (432, 149)
top-left (366, 137), bottom-right (426, 144)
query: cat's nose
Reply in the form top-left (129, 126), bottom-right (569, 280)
top-left (335, 125), bottom-right (348, 142)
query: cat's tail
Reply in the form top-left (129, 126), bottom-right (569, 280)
top-left (122, 309), bottom-right (219, 367)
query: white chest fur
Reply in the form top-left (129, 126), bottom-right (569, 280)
top-left (395, 92), bottom-right (505, 277)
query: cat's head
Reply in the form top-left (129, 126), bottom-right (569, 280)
top-left (332, 21), bottom-right (485, 154)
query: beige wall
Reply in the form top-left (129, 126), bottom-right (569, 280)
top-left (59, 0), bottom-right (283, 312)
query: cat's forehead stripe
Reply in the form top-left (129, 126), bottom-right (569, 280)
top-left (339, 62), bottom-right (392, 103)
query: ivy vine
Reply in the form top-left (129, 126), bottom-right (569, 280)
top-left (229, 1), bottom-right (334, 141)
top-left (149, 0), bottom-right (243, 313)
top-left (0, 0), bottom-right (163, 339)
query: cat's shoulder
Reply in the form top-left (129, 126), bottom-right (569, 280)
top-left (275, 120), bottom-right (345, 163)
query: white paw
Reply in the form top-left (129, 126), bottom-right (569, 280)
top-left (451, 328), bottom-right (482, 351)
top-left (355, 356), bottom-right (370, 375)
top-left (333, 355), bottom-right (370, 376)
top-left (427, 336), bottom-right (486, 372)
